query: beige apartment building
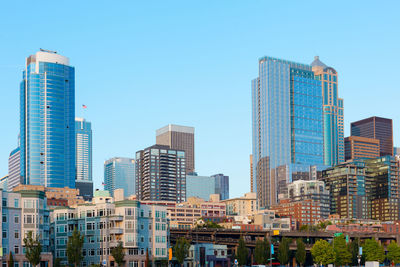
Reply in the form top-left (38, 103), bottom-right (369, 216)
top-left (141, 194), bottom-right (226, 229)
top-left (222, 192), bottom-right (257, 217)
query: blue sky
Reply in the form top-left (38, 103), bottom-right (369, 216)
top-left (1, 1), bottom-right (399, 198)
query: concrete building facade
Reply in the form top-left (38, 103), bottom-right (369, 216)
top-left (136, 145), bottom-right (186, 202)
top-left (344, 136), bottom-right (380, 161)
top-left (156, 124), bottom-right (195, 174)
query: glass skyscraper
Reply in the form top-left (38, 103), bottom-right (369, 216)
top-left (20, 50), bottom-right (75, 188)
top-left (104, 157), bottom-right (135, 197)
top-left (186, 173), bottom-right (229, 201)
top-left (8, 147), bottom-right (21, 190)
top-left (252, 56), bottom-right (324, 209)
top-left (311, 56), bottom-right (344, 166)
top-left (75, 117), bottom-right (93, 200)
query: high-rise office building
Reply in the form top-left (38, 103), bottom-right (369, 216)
top-left (104, 157), bottom-right (135, 197)
top-left (250, 154), bottom-right (254, 192)
top-left (365, 156), bottom-right (399, 221)
top-left (8, 147), bottom-right (21, 190)
top-left (20, 49), bottom-right (75, 188)
top-left (211, 173), bottom-right (229, 200)
top-left (156, 124), bottom-right (195, 174)
top-left (186, 173), bottom-right (229, 201)
top-left (344, 136), bottom-right (380, 161)
top-left (252, 56), bottom-right (324, 209)
top-left (186, 175), bottom-right (216, 201)
top-left (321, 160), bottom-right (369, 219)
top-left (311, 56), bottom-right (344, 166)
top-left (136, 145), bottom-right (186, 202)
top-left (75, 117), bottom-right (93, 200)
top-left (321, 156), bottom-right (400, 221)
top-left (351, 116), bottom-right (393, 156)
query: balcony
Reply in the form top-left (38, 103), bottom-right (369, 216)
top-left (109, 240), bottom-right (122, 247)
top-left (110, 228), bottom-right (123, 235)
top-left (110, 215), bottom-right (123, 221)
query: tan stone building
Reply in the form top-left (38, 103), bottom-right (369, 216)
top-left (13, 184), bottom-right (85, 206)
top-left (221, 192), bottom-right (257, 217)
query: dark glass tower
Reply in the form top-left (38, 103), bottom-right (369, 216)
top-left (20, 50), bottom-right (75, 188)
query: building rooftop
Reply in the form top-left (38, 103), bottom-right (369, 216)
top-left (156, 124), bottom-right (194, 135)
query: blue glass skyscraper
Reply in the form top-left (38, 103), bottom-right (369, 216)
top-left (252, 56), bottom-right (324, 209)
top-left (75, 117), bottom-right (93, 199)
top-left (20, 49), bottom-right (75, 188)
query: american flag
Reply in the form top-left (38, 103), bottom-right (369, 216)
top-left (82, 104), bottom-right (87, 109)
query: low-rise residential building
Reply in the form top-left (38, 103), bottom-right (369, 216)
top-left (0, 189), bottom-right (52, 266)
top-left (185, 244), bottom-right (229, 267)
top-left (253, 210), bottom-right (291, 231)
top-left (222, 192), bottom-right (257, 217)
top-left (51, 190), bottom-right (169, 266)
top-left (142, 195), bottom-right (226, 229)
top-left (287, 180), bottom-right (330, 218)
top-left (13, 184), bottom-right (85, 207)
top-left (272, 199), bottom-right (322, 228)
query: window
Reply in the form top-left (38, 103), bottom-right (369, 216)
top-left (2, 214), bottom-right (6, 223)
top-left (2, 230), bottom-right (6, 239)
top-left (24, 200), bottom-right (34, 208)
top-left (15, 230), bottom-right (19, 239)
top-left (14, 199), bottom-right (19, 208)
top-left (14, 215), bottom-right (19, 224)
top-left (2, 198), bottom-right (6, 207)
top-left (14, 245), bottom-right (19, 254)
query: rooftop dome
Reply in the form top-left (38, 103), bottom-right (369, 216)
top-left (310, 56), bottom-right (327, 68)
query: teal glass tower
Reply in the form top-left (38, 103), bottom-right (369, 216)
top-left (104, 157), bottom-right (135, 197)
top-left (311, 56), bottom-right (344, 166)
top-left (20, 50), bottom-right (75, 188)
top-left (252, 56), bottom-right (324, 209)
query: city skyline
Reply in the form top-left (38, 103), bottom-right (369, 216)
top-left (1, 1), bottom-right (400, 198)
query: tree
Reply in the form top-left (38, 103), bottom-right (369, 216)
top-left (263, 238), bottom-right (270, 265)
top-left (295, 239), bottom-right (306, 267)
top-left (363, 238), bottom-right (385, 263)
top-left (8, 251), bottom-right (14, 267)
top-left (54, 258), bottom-right (62, 267)
top-left (174, 237), bottom-right (190, 266)
top-left (349, 239), bottom-right (360, 266)
top-left (278, 237), bottom-right (290, 265)
top-left (111, 242), bottom-right (125, 266)
top-left (333, 235), bottom-right (352, 266)
top-left (387, 241), bottom-right (400, 265)
top-left (23, 231), bottom-right (42, 267)
top-left (67, 228), bottom-right (85, 267)
top-left (311, 239), bottom-right (335, 266)
top-left (237, 237), bottom-right (248, 266)
top-left (254, 239), bottom-right (266, 264)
